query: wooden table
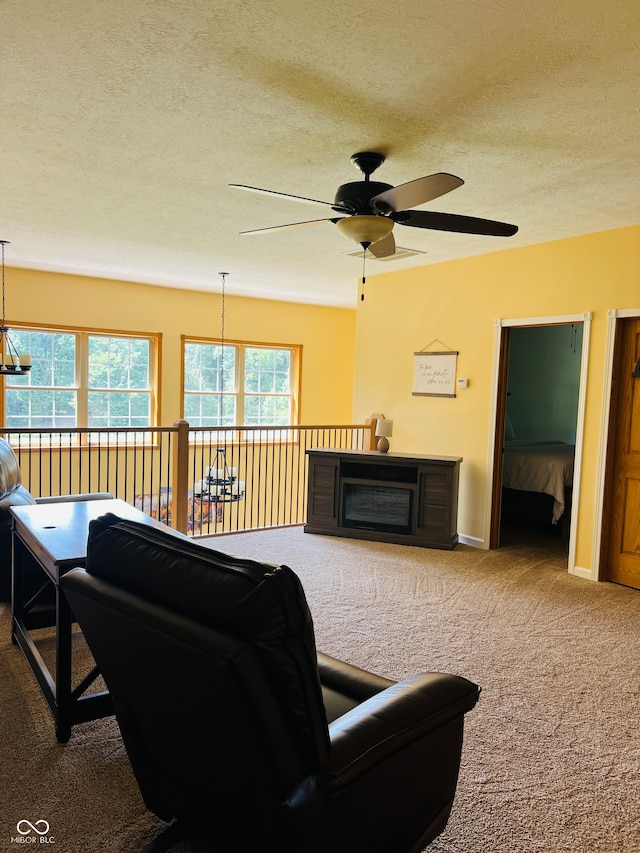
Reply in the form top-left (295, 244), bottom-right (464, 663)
top-left (10, 498), bottom-right (170, 742)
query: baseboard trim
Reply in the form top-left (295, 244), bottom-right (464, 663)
top-left (570, 564), bottom-right (596, 582)
top-left (458, 533), bottom-right (486, 549)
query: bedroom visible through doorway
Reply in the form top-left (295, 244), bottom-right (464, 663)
top-left (492, 321), bottom-right (585, 556)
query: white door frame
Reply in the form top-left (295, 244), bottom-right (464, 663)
top-left (486, 312), bottom-right (591, 577)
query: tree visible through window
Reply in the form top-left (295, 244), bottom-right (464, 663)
top-left (2, 328), bottom-right (156, 432)
top-left (244, 346), bottom-right (292, 425)
top-left (88, 336), bottom-right (151, 428)
top-left (183, 340), bottom-right (299, 427)
top-left (4, 330), bottom-right (77, 429)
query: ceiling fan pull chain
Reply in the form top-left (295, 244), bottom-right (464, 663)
top-left (361, 248), bottom-right (367, 301)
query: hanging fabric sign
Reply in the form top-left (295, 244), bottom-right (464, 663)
top-left (412, 351), bottom-right (458, 397)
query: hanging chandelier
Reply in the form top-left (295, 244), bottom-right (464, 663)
top-left (192, 272), bottom-right (246, 508)
top-left (0, 241), bottom-right (31, 375)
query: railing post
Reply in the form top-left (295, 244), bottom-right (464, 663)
top-left (173, 419), bottom-right (190, 534)
top-left (365, 413), bottom-right (384, 450)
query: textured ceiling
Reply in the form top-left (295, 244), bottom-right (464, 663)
top-left (2, 0), bottom-right (640, 307)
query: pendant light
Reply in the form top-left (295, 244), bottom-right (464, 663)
top-left (0, 241), bottom-right (31, 375)
top-left (193, 271), bottom-right (245, 508)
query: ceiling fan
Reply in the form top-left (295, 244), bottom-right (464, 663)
top-left (230, 152), bottom-right (518, 258)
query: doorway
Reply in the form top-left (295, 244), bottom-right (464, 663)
top-left (489, 314), bottom-right (590, 570)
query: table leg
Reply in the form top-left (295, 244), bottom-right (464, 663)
top-left (55, 585), bottom-right (74, 743)
top-left (10, 529), bottom-right (21, 646)
top-left (11, 522), bottom-right (112, 741)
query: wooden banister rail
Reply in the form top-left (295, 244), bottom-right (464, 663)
top-left (2, 417), bottom-right (381, 537)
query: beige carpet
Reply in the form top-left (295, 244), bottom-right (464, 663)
top-left (1, 524), bottom-right (640, 852)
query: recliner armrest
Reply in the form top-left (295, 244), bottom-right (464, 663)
top-left (318, 651), bottom-right (395, 701)
top-left (324, 672), bottom-right (480, 788)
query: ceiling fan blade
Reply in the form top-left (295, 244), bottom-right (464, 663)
top-left (229, 184), bottom-right (335, 208)
top-left (239, 218), bottom-right (341, 235)
top-left (367, 232), bottom-right (396, 258)
top-left (393, 209), bottom-right (518, 237)
top-left (372, 173), bottom-right (464, 213)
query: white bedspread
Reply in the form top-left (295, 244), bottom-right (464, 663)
top-left (502, 441), bottom-right (575, 523)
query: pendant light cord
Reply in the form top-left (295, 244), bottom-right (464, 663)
top-left (220, 272), bottom-right (226, 352)
top-left (218, 272), bottom-right (228, 424)
top-left (1, 241), bottom-right (7, 327)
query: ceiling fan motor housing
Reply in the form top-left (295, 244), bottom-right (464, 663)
top-left (332, 181), bottom-right (393, 214)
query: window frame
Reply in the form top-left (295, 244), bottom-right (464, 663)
top-left (1, 322), bottom-right (161, 443)
top-left (181, 335), bottom-right (301, 439)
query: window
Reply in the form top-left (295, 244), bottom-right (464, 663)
top-left (183, 339), bottom-right (300, 428)
top-left (87, 336), bottom-right (152, 428)
top-left (2, 327), bottom-right (158, 432)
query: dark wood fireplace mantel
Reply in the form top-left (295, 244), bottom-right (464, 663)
top-left (305, 448), bottom-right (462, 550)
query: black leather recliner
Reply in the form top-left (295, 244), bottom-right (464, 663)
top-left (61, 513), bottom-right (481, 853)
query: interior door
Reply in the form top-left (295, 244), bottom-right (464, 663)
top-left (603, 317), bottom-right (640, 587)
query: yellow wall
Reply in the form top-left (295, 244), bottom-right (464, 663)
top-left (4, 268), bottom-right (357, 425)
top-left (353, 224), bottom-right (640, 573)
top-left (7, 223), bottom-right (640, 576)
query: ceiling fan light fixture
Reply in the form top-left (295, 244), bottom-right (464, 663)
top-left (336, 215), bottom-right (394, 248)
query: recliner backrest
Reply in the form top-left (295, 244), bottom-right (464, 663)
top-left (64, 513), bottom-right (330, 818)
top-left (0, 437), bottom-right (21, 494)
top-left (0, 437), bottom-right (35, 509)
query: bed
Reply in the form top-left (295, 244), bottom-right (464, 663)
top-left (501, 440), bottom-right (575, 532)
